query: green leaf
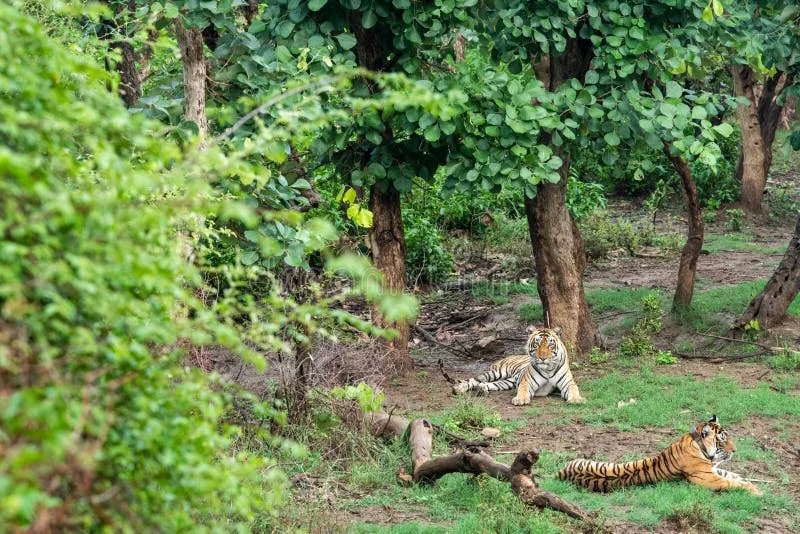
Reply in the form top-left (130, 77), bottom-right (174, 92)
top-left (424, 124), bottom-right (441, 142)
top-left (241, 250), bottom-right (259, 265)
top-left (277, 20), bottom-right (295, 39)
top-left (584, 70), bottom-right (599, 84)
top-left (265, 142), bottom-right (288, 163)
top-left (362, 9), bottom-right (377, 29)
top-left (335, 33), bottom-right (357, 50)
top-left (164, 2), bottom-right (179, 18)
top-left (701, 5), bottom-right (713, 22)
top-left (691, 106), bottom-right (707, 120)
top-left (628, 26), bottom-right (644, 41)
top-left (355, 208), bottom-right (373, 228)
top-left (712, 123), bottom-right (734, 138)
top-left (665, 81), bottom-right (682, 99)
top-left (604, 131), bottom-right (621, 147)
top-left (712, 0), bottom-right (723, 16)
top-left (308, 0), bottom-right (328, 10)
top-left (367, 162), bottom-right (386, 178)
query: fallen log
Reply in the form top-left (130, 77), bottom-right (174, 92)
top-left (397, 418), bottom-right (593, 522)
top-left (363, 411), bottom-right (409, 439)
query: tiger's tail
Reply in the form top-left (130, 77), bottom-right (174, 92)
top-left (558, 450), bottom-right (681, 492)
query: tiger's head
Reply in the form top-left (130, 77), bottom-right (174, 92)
top-left (694, 415), bottom-right (736, 464)
top-left (525, 326), bottom-right (565, 375)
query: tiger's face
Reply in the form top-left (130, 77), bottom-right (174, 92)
top-left (696, 415), bottom-right (736, 464)
top-left (526, 326), bottom-right (564, 374)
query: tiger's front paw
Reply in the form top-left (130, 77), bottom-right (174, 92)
top-left (567, 395), bottom-right (586, 404)
top-left (511, 395), bottom-right (531, 406)
top-left (476, 383), bottom-right (490, 395)
top-left (745, 483), bottom-right (763, 496)
top-left (452, 381), bottom-right (470, 395)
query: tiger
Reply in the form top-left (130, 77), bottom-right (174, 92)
top-left (452, 326), bottom-right (584, 405)
top-left (557, 415), bottom-right (762, 495)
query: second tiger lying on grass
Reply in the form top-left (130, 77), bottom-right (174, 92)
top-left (558, 415), bottom-right (762, 495)
top-left (452, 326), bottom-right (584, 405)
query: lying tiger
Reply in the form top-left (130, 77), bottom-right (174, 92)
top-left (558, 415), bottom-right (762, 495)
top-left (452, 326), bottom-right (584, 405)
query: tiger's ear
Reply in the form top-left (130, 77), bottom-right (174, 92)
top-left (708, 414), bottom-right (718, 424)
top-left (526, 325), bottom-right (537, 334)
top-left (553, 326), bottom-right (563, 337)
top-left (701, 424), bottom-right (712, 437)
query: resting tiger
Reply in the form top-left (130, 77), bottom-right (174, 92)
top-left (558, 415), bottom-right (762, 495)
top-left (452, 326), bottom-right (584, 405)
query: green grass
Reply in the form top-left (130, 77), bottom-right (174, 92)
top-left (519, 282), bottom-right (800, 332)
top-left (279, 366), bottom-right (800, 533)
top-left (472, 281), bottom-right (538, 305)
top-left (550, 371), bottom-right (800, 431)
top-left (703, 233), bottom-right (786, 254)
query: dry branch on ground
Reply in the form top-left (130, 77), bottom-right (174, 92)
top-left (363, 412), bottom-right (594, 523)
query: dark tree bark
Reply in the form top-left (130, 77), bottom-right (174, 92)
top-left (349, 12), bottom-right (411, 374)
top-left (527, 38), bottom-right (598, 354)
top-left (733, 214), bottom-right (800, 330)
top-left (174, 18), bottom-right (208, 138)
top-left (367, 182), bottom-right (412, 374)
top-left (100, 0), bottom-right (156, 107)
top-left (732, 65), bottom-right (790, 213)
top-left (663, 142), bottom-right (704, 311)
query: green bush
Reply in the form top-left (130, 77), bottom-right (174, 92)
top-left (404, 208), bottom-right (454, 285)
top-left (619, 294), bottom-right (666, 361)
top-left (579, 212), bottom-right (651, 259)
top-left (566, 173), bottom-right (607, 220)
top-left (0, 7), bottom-right (419, 531)
top-left (0, 7), bottom-right (290, 531)
top-left (573, 126), bottom-right (740, 208)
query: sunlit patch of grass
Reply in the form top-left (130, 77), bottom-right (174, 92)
top-left (471, 281), bottom-right (538, 300)
top-left (703, 233), bottom-right (786, 254)
top-left (587, 288), bottom-right (667, 314)
top-left (519, 301), bottom-right (543, 323)
top-left (349, 472), bottom-right (572, 533)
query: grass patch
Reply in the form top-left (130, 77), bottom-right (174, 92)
top-left (703, 233), bottom-right (786, 254)
top-left (471, 281), bottom-right (538, 304)
top-left (529, 369), bottom-right (800, 431)
top-left (587, 288), bottom-right (666, 314)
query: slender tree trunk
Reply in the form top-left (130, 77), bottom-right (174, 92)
top-left (732, 66), bottom-right (788, 213)
top-left (174, 18), bottom-right (208, 137)
top-left (349, 12), bottom-right (411, 373)
top-left (733, 214), bottom-right (800, 330)
top-left (526, 39), bottom-right (598, 354)
top-left (368, 182), bottom-right (412, 374)
top-left (663, 143), bottom-right (704, 311)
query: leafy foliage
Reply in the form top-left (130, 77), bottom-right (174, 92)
top-left (0, 3), bottom-right (420, 531)
top-left (403, 208), bottom-right (454, 286)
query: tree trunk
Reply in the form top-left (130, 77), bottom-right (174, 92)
top-left (664, 143), bottom-right (704, 311)
top-left (349, 13), bottom-right (411, 374)
top-left (732, 66), bottom-right (788, 213)
top-left (367, 182), bottom-right (412, 374)
top-left (524, 169), bottom-right (596, 353)
top-left (733, 214), bottom-right (800, 330)
top-left (174, 18), bottom-right (208, 138)
top-left (100, 0), bottom-right (152, 107)
top-left (525, 39), bottom-right (598, 354)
